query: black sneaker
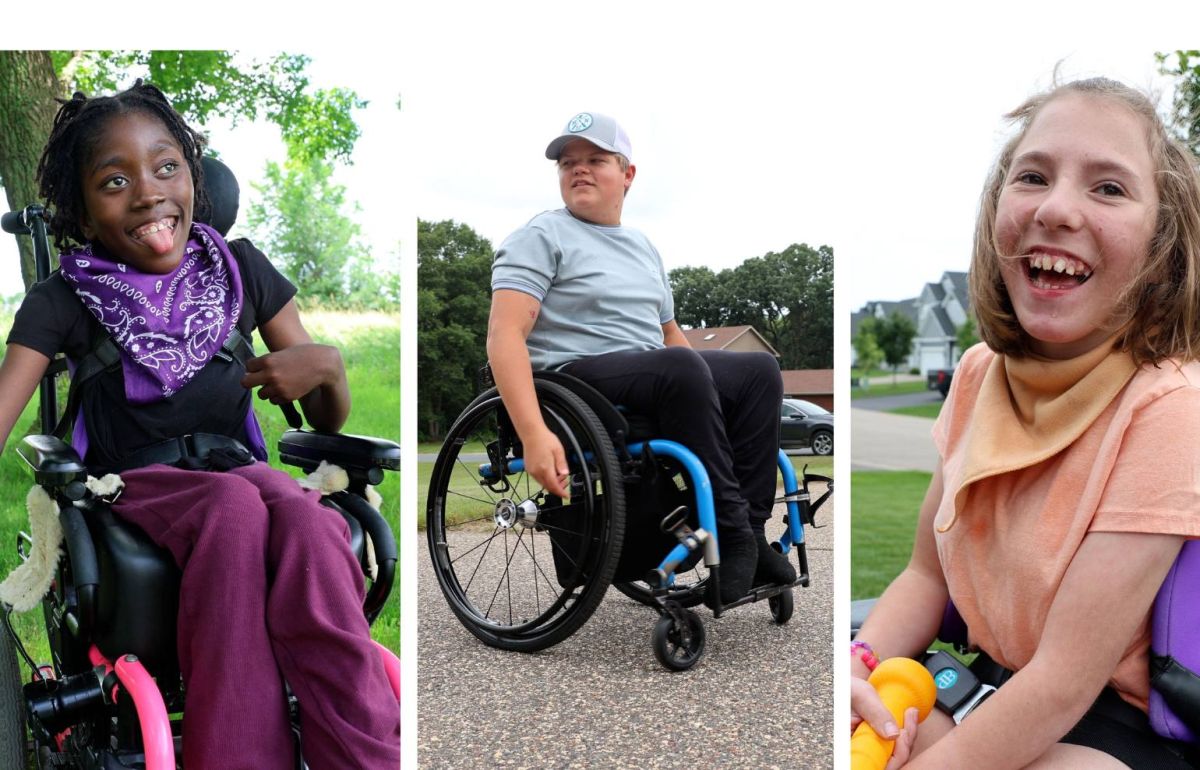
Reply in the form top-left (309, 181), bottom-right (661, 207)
top-left (753, 534), bottom-right (796, 586)
top-left (712, 525), bottom-right (756, 607)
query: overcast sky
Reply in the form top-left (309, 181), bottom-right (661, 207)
top-left (404, 7), bottom-right (1196, 315)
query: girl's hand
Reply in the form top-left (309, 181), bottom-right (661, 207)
top-left (852, 676), bottom-right (918, 769)
top-left (523, 426), bottom-right (570, 499)
top-left (851, 675), bottom-right (900, 738)
top-left (241, 343), bottom-right (341, 404)
top-left (886, 708), bottom-right (919, 769)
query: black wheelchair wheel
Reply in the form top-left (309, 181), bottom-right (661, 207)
top-left (651, 609), bottom-right (705, 671)
top-left (0, 623), bottom-right (27, 769)
top-left (427, 381), bottom-right (626, 652)
top-left (769, 588), bottom-right (794, 624)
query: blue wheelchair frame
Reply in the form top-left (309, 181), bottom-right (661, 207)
top-left (496, 444), bottom-right (824, 613)
top-left (429, 368), bottom-right (831, 670)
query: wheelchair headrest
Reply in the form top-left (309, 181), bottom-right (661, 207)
top-left (201, 156), bottom-right (239, 237)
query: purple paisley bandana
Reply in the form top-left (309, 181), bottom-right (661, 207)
top-left (59, 222), bottom-right (243, 404)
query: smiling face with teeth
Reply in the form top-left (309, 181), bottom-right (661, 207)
top-left (994, 92), bottom-right (1159, 360)
top-left (78, 111), bottom-right (194, 275)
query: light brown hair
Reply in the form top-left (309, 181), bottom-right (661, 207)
top-left (970, 77), bottom-right (1200, 365)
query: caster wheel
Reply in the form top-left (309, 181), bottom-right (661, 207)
top-left (769, 589), bottom-right (794, 625)
top-left (652, 609), bottom-right (706, 671)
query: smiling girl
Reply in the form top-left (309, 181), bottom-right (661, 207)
top-left (851, 78), bottom-right (1200, 769)
top-left (0, 81), bottom-right (400, 769)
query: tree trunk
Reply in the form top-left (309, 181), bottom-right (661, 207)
top-left (0, 51), bottom-right (61, 290)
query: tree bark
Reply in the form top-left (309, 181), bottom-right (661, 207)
top-left (0, 51), bottom-right (62, 290)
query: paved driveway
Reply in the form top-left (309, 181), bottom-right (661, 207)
top-left (417, 490), bottom-right (834, 769)
top-left (850, 408), bottom-right (938, 472)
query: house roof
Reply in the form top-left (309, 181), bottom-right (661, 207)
top-left (781, 369), bottom-right (833, 395)
top-left (931, 305), bottom-right (955, 336)
top-left (946, 271), bottom-right (970, 312)
top-left (875, 299), bottom-right (919, 323)
top-left (681, 325), bottom-right (780, 356)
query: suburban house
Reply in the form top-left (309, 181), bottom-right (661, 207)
top-left (851, 270), bottom-right (970, 377)
top-left (681, 325), bottom-right (834, 411)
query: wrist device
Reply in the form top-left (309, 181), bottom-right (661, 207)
top-left (922, 650), bottom-right (996, 724)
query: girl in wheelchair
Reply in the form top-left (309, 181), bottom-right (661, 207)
top-left (851, 78), bottom-right (1200, 768)
top-left (488, 112), bottom-right (797, 608)
top-left (0, 81), bottom-right (399, 768)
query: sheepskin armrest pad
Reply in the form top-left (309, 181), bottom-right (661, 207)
top-left (278, 430), bottom-right (400, 476)
top-left (17, 435), bottom-right (88, 486)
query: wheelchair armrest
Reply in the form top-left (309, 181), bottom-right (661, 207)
top-left (850, 597), bottom-right (876, 639)
top-left (328, 490), bottom-right (397, 624)
top-left (278, 430), bottom-right (400, 482)
top-left (18, 435), bottom-right (88, 489)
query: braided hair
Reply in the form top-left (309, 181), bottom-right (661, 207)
top-left (36, 79), bottom-right (210, 250)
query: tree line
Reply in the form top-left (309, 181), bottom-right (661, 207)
top-left (0, 51), bottom-right (394, 309)
top-left (418, 219), bottom-right (834, 439)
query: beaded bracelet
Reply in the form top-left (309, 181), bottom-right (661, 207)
top-left (851, 640), bottom-right (879, 671)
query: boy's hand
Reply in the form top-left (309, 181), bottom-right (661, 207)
top-left (241, 343), bottom-right (342, 404)
top-left (524, 426), bottom-right (570, 499)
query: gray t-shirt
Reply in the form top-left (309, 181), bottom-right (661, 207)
top-left (493, 208), bottom-right (675, 371)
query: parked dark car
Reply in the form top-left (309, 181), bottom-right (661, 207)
top-left (780, 398), bottom-right (833, 456)
top-left (927, 368), bottom-right (954, 398)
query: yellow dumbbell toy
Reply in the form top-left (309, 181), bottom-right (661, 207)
top-left (850, 657), bottom-right (938, 770)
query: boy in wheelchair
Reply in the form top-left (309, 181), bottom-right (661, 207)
top-left (486, 111), bottom-right (797, 608)
top-left (0, 82), bottom-right (399, 768)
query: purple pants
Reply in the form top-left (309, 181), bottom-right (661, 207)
top-left (113, 461), bottom-right (401, 770)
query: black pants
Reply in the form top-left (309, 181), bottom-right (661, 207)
top-left (561, 347), bottom-right (782, 533)
top-left (1061, 688), bottom-right (1200, 769)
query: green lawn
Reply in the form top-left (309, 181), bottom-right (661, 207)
top-left (851, 470), bottom-right (931, 600)
top-left (851, 367), bottom-right (911, 380)
top-left (0, 309), bottom-right (400, 663)
top-left (416, 450), bottom-right (832, 530)
top-left (889, 402), bottom-right (944, 419)
top-left (851, 380), bottom-right (929, 400)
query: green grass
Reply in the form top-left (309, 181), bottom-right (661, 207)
top-left (416, 451), bottom-right (832, 530)
top-left (889, 402), bottom-right (944, 419)
top-left (851, 380), bottom-right (930, 400)
top-left (851, 470), bottom-right (931, 599)
top-left (418, 440), bottom-right (484, 456)
top-left (0, 309), bottom-right (400, 664)
top-left (851, 367), bottom-right (891, 379)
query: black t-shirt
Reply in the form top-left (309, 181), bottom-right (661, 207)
top-left (6, 238), bottom-right (296, 469)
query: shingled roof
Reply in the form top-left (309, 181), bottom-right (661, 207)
top-left (681, 325), bottom-right (780, 357)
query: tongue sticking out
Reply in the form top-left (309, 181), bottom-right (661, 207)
top-left (140, 224), bottom-right (176, 255)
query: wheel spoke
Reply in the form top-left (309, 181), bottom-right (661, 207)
top-left (445, 488), bottom-right (502, 508)
top-left (517, 531), bottom-right (562, 610)
top-left (450, 528), bottom-right (504, 565)
top-left (459, 526), bottom-right (502, 594)
top-left (455, 456), bottom-right (500, 502)
top-left (446, 512), bottom-right (500, 529)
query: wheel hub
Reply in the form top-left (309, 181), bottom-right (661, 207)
top-left (494, 498), bottom-right (540, 529)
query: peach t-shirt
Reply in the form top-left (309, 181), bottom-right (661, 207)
top-left (933, 343), bottom-right (1200, 711)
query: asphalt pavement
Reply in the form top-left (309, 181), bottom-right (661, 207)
top-left (417, 490), bottom-right (834, 769)
top-left (850, 408), bottom-right (939, 472)
top-left (851, 388), bottom-right (942, 412)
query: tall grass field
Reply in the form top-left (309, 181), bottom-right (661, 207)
top-left (0, 305), bottom-right (400, 666)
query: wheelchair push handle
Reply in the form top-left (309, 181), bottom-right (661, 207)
top-left (850, 657), bottom-right (937, 770)
top-left (2, 208), bottom-right (34, 235)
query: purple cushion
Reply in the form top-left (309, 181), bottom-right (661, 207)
top-left (1150, 540), bottom-right (1200, 742)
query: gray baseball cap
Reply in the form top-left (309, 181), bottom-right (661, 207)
top-left (545, 112), bottom-right (633, 161)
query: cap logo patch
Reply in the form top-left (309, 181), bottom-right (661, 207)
top-left (568, 113), bottom-right (593, 133)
